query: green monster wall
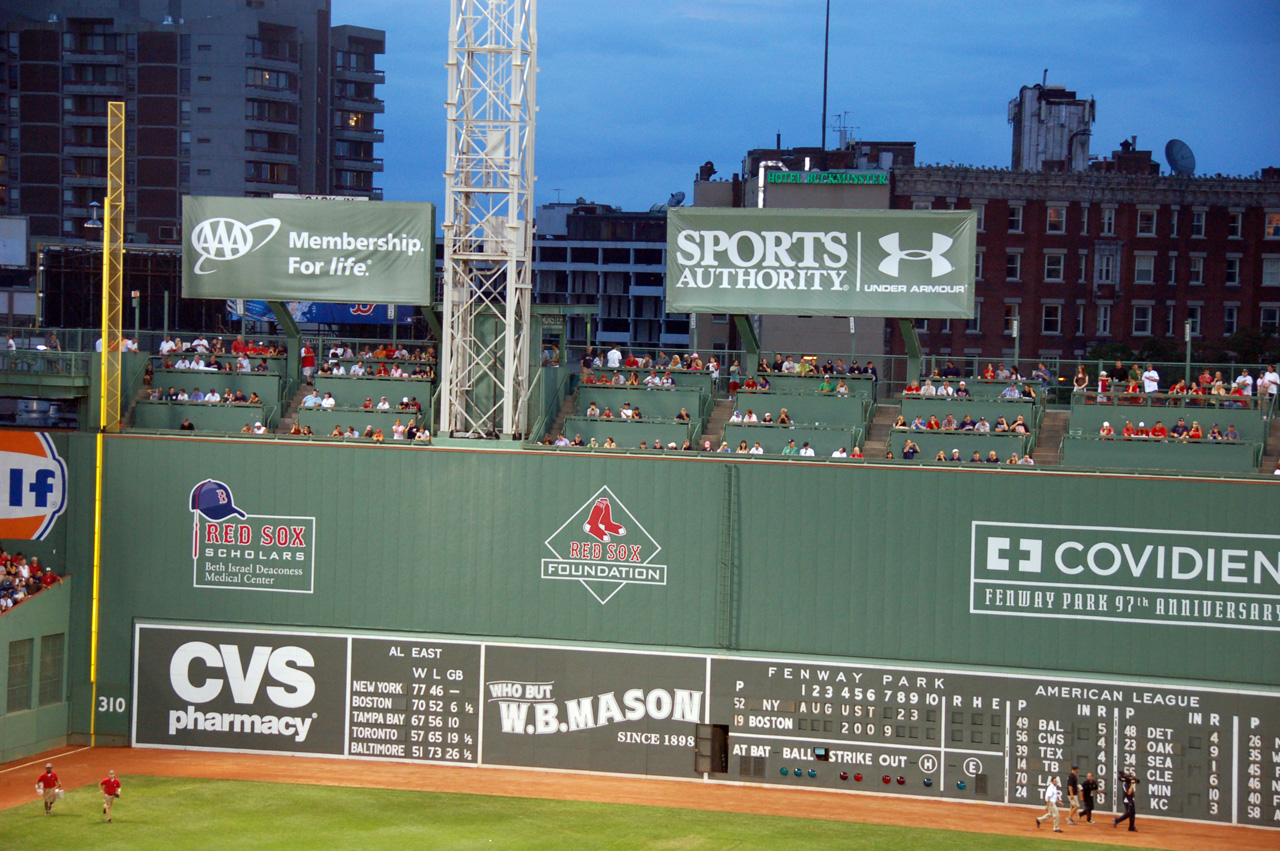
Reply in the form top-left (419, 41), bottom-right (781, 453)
top-left (64, 434), bottom-right (1280, 741)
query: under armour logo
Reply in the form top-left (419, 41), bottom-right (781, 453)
top-left (877, 232), bottom-right (954, 278)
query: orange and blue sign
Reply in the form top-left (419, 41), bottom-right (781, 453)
top-left (0, 432), bottom-right (67, 540)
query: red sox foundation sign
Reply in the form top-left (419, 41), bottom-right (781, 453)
top-left (541, 486), bottom-right (667, 604)
top-left (190, 479), bottom-right (316, 594)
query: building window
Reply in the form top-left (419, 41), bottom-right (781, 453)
top-left (1008, 205), bottom-right (1023, 233)
top-left (940, 318), bottom-right (951, 333)
top-left (966, 302), bottom-right (981, 333)
top-left (38, 634), bottom-right (64, 706)
top-left (1170, 208), bottom-right (1178, 236)
top-left (1187, 257), bottom-right (1204, 285)
top-left (1042, 304), bottom-right (1061, 335)
top-left (1097, 254), bottom-right (1115, 283)
top-left (1096, 304), bottom-right (1111, 336)
top-left (974, 252), bottom-right (983, 280)
top-left (1101, 208), bottom-right (1115, 236)
top-left (1225, 258), bottom-right (1240, 286)
top-left (1132, 305), bottom-right (1152, 336)
top-left (913, 201), bottom-right (932, 211)
top-left (973, 205), bottom-right (985, 232)
top-left (1137, 209), bottom-right (1156, 236)
top-left (1167, 256), bottom-right (1178, 285)
top-left (1263, 258), bottom-right (1280, 287)
top-left (197, 43), bottom-right (212, 51)
top-left (1006, 252), bottom-right (1021, 281)
top-left (1044, 254), bottom-right (1064, 282)
top-left (1191, 210), bottom-right (1205, 237)
top-left (1262, 307), bottom-right (1280, 333)
top-left (1186, 306), bottom-right (1202, 337)
top-left (1003, 305), bottom-right (1018, 335)
top-left (1134, 255), bottom-right (1155, 285)
top-left (196, 168), bottom-right (211, 176)
top-left (1046, 206), bottom-right (1066, 234)
top-left (1267, 212), bottom-right (1280, 239)
top-left (1077, 253), bottom-right (1088, 283)
top-left (1075, 303), bottom-right (1085, 334)
top-left (1223, 305), bottom-right (1237, 335)
top-left (7, 638), bottom-right (33, 713)
top-left (1165, 305), bottom-right (1176, 336)
top-left (1228, 212), bottom-right (1242, 238)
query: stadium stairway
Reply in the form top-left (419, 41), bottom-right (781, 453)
top-left (545, 392), bottom-right (578, 442)
top-left (275, 385), bottom-right (309, 434)
top-left (862, 404), bottom-right (901, 459)
top-left (1261, 414), bottom-right (1280, 473)
top-left (703, 397), bottom-right (737, 448)
top-left (1030, 409), bottom-right (1069, 465)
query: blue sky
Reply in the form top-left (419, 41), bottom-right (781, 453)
top-left (333, 0), bottom-right (1280, 212)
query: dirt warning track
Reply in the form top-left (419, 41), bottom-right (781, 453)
top-left (0, 745), bottom-right (1273, 850)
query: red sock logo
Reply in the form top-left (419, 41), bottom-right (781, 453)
top-left (583, 498), bottom-right (612, 543)
top-left (597, 499), bottom-right (627, 537)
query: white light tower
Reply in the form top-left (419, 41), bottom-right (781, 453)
top-left (442, 0), bottom-right (537, 437)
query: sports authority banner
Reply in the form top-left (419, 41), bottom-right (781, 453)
top-left (182, 196), bottom-right (434, 304)
top-left (666, 208), bottom-right (976, 318)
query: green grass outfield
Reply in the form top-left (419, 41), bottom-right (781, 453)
top-left (0, 775), bottom-right (1123, 850)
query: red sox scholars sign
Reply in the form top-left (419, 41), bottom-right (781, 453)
top-left (189, 479), bottom-right (316, 593)
top-left (541, 486), bottom-right (667, 604)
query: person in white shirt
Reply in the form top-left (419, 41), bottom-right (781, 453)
top-left (321, 393), bottom-right (337, 408)
top-left (781, 356), bottom-right (798, 373)
top-left (605, 346), bottom-right (622, 369)
top-left (937, 380), bottom-right (955, 397)
top-left (831, 447), bottom-right (847, 458)
top-left (192, 336), bottom-right (209, 353)
top-left (394, 346), bottom-right (410, 360)
top-left (920, 379), bottom-right (937, 397)
top-left (331, 362), bottom-right (346, 375)
top-left (159, 336), bottom-right (177, 356)
top-left (1234, 368), bottom-right (1254, 396)
top-left (728, 410), bottom-right (743, 423)
top-left (620, 404), bottom-right (635, 419)
top-left (251, 421), bottom-right (267, 434)
top-left (349, 361), bottom-right (365, 376)
top-left (1036, 776), bottom-right (1064, 832)
top-left (375, 396), bottom-right (390, 410)
top-left (191, 357), bottom-right (207, 370)
top-left (1141, 364), bottom-right (1160, 394)
top-left (974, 417), bottom-right (991, 433)
top-left (174, 357), bottom-right (191, 370)
top-left (799, 442), bottom-right (815, 456)
top-left (743, 410), bottom-right (758, 423)
top-left (749, 443), bottom-right (763, 455)
top-left (643, 371), bottom-right (660, 386)
top-left (204, 389), bottom-right (220, 403)
top-left (237, 355), bottom-right (251, 372)
top-left (123, 336), bottom-right (139, 352)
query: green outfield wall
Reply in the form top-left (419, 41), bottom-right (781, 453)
top-left (48, 434), bottom-right (1280, 745)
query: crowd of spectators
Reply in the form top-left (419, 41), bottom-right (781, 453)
top-left (300, 389), bottom-right (424, 412)
top-left (279, 417), bottom-right (432, 444)
top-left (1080, 362), bottom-right (1278, 407)
top-left (1096, 418), bottom-right (1241, 441)
top-left (0, 549), bottom-right (61, 614)
top-left (894, 437), bottom-right (1036, 466)
top-left (894, 412), bottom-right (1030, 434)
top-left (146, 386), bottom-right (264, 404)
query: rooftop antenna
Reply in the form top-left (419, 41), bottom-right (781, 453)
top-left (1165, 139), bottom-right (1196, 176)
top-left (551, 188), bottom-right (563, 203)
top-left (821, 0), bottom-right (830, 150)
top-left (1042, 68), bottom-right (1048, 87)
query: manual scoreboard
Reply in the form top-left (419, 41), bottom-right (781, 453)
top-left (132, 623), bottom-right (1279, 829)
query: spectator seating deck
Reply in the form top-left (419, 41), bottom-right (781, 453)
top-left (927, 378), bottom-right (1042, 400)
top-left (153, 370), bottom-right (283, 412)
top-left (558, 416), bottom-right (698, 450)
top-left (733, 390), bottom-right (865, 430)
top-left (1067, 392), bottom-right (1266, 443)
top-left (583, 368), bottom-right (713, 395)
top-left (155, 354), bottom-right (287, 377)
top-left (1060, 435), bottom-right (1262, 474)
top-left (312, 375), bottom-right (433, 409)
top-left (751, 373), bottom-right (877, 400)
top-left (898, 397), bottom-right (1041, 433)
top-left (575, 386), bottom-right (707, 422)
top-left (134, 400), bottom-right (268, 432)
top-left (722, 423), bottom-right (861, 456)
top-left (297, 407), bottom-right (428, 437)
top-left (890, 429), bottom-right (1033, 461)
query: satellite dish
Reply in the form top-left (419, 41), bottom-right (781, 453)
top-left (1165, 139), bottom-right (1196, 176)
top-left (669, 191), bottom-right (686, 207)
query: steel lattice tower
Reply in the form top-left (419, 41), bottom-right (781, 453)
top-left (441, 0), bottom-right (537, 437)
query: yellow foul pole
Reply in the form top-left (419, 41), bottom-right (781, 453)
top-left (90, 101), bottom-right (125, 744)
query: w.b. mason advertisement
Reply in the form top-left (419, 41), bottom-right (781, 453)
top-left (665, 208), bottom-right (976, 318)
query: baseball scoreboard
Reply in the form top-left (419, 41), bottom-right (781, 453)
top-left (132, 622), bottom-right (1280, 829)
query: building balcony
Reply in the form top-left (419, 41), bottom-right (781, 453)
top-left (244, 146), bottom-right (299, 161)
top-left (333, 95), bottom-right (384, 114)
top-left (62, 51), bottom-right (125, 64)
top-left (63, 113), bottom-right (111, 126)
top-left (244, 117), bottom-right (300, 133)
top-left (245, 51), bottom-right (300, 70)
top-left (333, 156), bottom-right (383, 171)
top-left (62, 173), bottom-right (107, 187)
top-left (332, 126), bottom-right (384, 143)
top-left (62, 81), bottom-right (126, 95)
top-left (245, 86), bottom-right (299, 103)
top-left (333, 66), bottom-right (385, 84)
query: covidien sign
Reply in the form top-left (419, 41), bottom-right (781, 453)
top-left (665, 208), bottom-right (976, 318)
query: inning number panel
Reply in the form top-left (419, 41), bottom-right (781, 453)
top-left (708, 658), bottom-right (1280, 827)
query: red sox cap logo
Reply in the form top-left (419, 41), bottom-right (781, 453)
top-left (542, 486), bottom-right (666, 605)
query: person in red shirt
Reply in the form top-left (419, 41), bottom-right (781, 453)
top-left (1121, 421), bottom-right (1137, 439)
top-left (1135, 421), bottom-right (1151, 437)
top-left (231, 334), bottom-right (247, 355)
top-left (623, 352), bottom-right (639, 368)
top-left (1098, 421), bottom-right (1115, 438)
top-left (1188, 421), bottom-right (1204, 439)
top-left (37, 762), bottom-right (61, 815)
top-left (1150, 421), bottom-right (1168, 438)
top-left (850, 446), bottom-right (864, 458)
top-left (300, 344), bottom-right (316, 382)
top-left (925, 415), bottom-right (941, 430)
top-left (100, 769), bottom-right (121, 822)
top-left (982, 363), bottom-right (995, 380)
top-left (362, 398), bottom-right (373, 409)
top-left (375, 362), bottom-right (390, 377)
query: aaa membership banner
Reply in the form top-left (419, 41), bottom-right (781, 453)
top-left (182, 197), bottom-right (435, 304)
top-left (666, 208), bottom-right (976, 318)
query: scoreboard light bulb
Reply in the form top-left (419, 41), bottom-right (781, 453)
top-left (957, 781), bottom-right (966, 790)
top-left (854, 772), bottom-right (863, 782)
top-left (780, 767), bottom-right (788, 776)
top-left (896, 776), bottom-right (905, 785)
top-left (882, 775), bottom-right (891, 784)
top-left (923, 778), bottom-right (933, 787)
top-left (840, 772), bottom-right (849, 781)
top-left (793, 767), bottom-right (802, 776)
top-left (808, 769), bottom-right (817, 778)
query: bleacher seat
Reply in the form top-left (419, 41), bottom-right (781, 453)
top-left (1060, 435), bottom-right (1261, 474)
top-left (889, 430), bottom-right (1032, 461)
top-left (134, 400), bottom-right (267, 433)
top-left (722, 423), bottom-right (860, 456)
top-left (557, 416), bottom-right (697, 450)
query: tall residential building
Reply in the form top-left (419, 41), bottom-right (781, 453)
top-left (0, 0), bottom-right (385, 247)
